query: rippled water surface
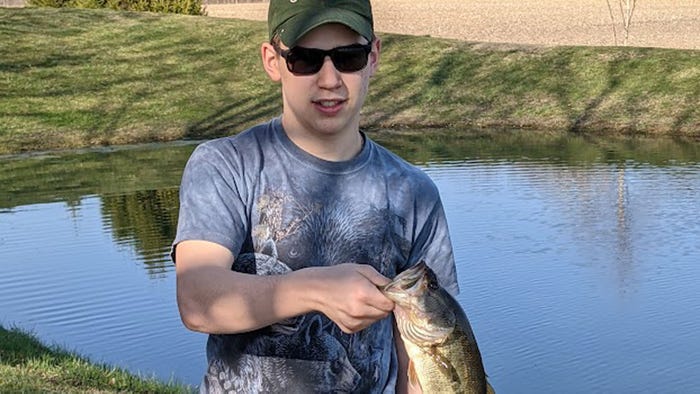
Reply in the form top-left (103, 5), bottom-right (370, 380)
top-left (1, 133), bottom-right (699, 392)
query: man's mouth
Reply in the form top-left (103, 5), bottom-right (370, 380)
top-left (313, 99), bottom-right (346, 114)
top-left (315, 99), bottom-right (344, 107)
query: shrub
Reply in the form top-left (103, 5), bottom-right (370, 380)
top-left (28, 0), bottom-right (71, 7)
top-left (68, 0), bottom-right (107, 9)
top-left (28, 0), bottom-right (204, 15)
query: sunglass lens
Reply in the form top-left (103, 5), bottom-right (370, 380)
top-left (332, 46), bottom-right (370, 72)
top-left (286, 47), bottom-right (324, 75)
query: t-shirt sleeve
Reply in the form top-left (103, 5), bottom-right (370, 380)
top-left (406, 179), bottom-right (460, 296)
top-left (171, 142), bottom-right (249, 263)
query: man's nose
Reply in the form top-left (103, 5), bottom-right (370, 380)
top-left (317, 56), bottom-right (342, 88)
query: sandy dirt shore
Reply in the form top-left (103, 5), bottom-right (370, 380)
top-left (204, 0), bottom-right (700, 50)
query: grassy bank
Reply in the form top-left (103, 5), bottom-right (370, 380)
top-left (0, 325), bottom-right (192, 393)
top-left (1, 7), bottom-right (699, 155)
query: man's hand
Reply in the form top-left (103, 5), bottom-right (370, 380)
top-left (302, 263), bottom-right (395, 333)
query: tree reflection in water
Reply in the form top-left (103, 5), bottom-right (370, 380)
top-left (100, 188), bottom-right (180, 278)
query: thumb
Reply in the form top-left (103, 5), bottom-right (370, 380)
top-left (356, 265), bottom-right (391, 287)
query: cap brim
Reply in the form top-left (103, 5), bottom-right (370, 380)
top-left (279, 9), bottom-right (373, 47)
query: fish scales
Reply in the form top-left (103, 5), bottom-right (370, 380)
top-left (381, 261), bottom-right (494, 394)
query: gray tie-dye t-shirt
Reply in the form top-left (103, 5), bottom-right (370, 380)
top-left (173, 118), bottom-right (458, 393)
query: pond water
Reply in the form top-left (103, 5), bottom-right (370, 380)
top-left (1, 131), bottom-right (699, 393)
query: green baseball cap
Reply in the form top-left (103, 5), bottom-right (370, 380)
top-left (268, 0), bottom-right (374, 47)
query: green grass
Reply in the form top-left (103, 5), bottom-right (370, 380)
top-left (0, 7), bottom-right (276, 154)
top-left (373, 36), bottom-right (700, 134)
top-left (0, 325), bottom-right (193, 393)
top-left (1, 7), bottom-right (699, 155)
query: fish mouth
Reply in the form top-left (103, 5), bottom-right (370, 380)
top-left (381, 261), bottom-right (456, 345)
top-left (380, 261), bottom-right (429, 304)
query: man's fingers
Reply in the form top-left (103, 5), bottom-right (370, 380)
top-left (337, 306), bottom-right (392, 334)
top-left (313, 263), bottom-right (396, 332)
top-left (353, 266), bottom-right (394, 312)
top-left (356, 264), bottom-right (391, 287)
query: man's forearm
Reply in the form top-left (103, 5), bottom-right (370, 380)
top-left (177, 264), bottom-right (314, 334)
top-left (175, 240), bottom-right (394, 335)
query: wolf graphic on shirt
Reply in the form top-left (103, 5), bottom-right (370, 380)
top-left (201, 190), bottom-right (411, 393)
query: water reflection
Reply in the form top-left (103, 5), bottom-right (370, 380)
top-left (0, 131), bottom-right (699, 391)
top-left (0, 141), bottom-right (196, 210)
top-left (101, 188), bottom-right (179, 277)
top-left (421, 157), bottom-right (700, 392)
top-left (615, 166), bottom-right (633, 291)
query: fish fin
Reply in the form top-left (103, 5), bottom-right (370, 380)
top-left (408, 358), bottom-right (423, 390)
top-left (486, 379), bottom-right (496, 394)
top-left (428, 346), bottom-right (461, 385)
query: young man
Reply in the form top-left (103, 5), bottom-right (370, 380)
top-left (173, 0), bottom-right (459, 392)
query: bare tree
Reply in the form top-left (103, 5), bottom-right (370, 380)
top-left (605, 0), bottom-right (638, 45)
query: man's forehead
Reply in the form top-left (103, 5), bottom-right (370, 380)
top-left (294, 23), bottom-right (366, 47)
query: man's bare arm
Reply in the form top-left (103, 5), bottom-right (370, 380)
top-left (175, 240), bottom-right (394, 334)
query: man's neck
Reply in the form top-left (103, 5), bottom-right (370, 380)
top-left (281, 118), bottom-right (364, 162)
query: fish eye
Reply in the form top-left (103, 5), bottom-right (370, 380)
top-left (426, 268), bottom-right (440, 290)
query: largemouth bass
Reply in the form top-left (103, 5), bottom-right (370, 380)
top-left (380, 261), bottom-right (494, 394)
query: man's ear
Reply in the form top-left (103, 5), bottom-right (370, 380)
top-left (261, 42), bottom-right (282, 82)
top-left (368, 37), bottom-right (381, 77)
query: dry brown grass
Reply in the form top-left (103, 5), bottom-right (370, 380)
top-left (205, 0), bottom-right (700, 50)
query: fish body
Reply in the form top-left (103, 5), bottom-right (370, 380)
top-left (381, 262), bottom-right (494, 394)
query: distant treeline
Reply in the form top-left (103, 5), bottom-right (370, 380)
top-left (14, 0), bottom-right (267, 4)
top-left (28, 0), bottom-right (205, 15)
top-left (21, 0), bottom-right (265, 15)
top-left (204, 0), bottom-right (266, 3)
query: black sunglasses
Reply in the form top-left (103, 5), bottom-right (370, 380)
top-left (275, 43), bottom-right (372, 75)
